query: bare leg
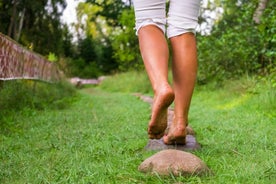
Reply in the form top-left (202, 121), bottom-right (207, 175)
top-left (138, 25), bottom-right (174, 139)
top-left (163, 33), bottom-right (197, 144)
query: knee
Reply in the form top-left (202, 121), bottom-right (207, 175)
top-left (135, 18), bottom-right (166, 36)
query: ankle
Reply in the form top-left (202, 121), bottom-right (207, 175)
top-left (173, 116), bottom-right (188, 127)
top-left (153, 83), bottom-right (173, 95)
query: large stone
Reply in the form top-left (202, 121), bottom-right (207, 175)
top-left (144, 135), bottom-right (201, 151)
top-left (138, 149), bottom-right (211, 176)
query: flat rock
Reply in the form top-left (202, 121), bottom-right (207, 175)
top-left (144, 135), bottom-right (201, 151)
top-left (138, 149), bottom-right (211, 176)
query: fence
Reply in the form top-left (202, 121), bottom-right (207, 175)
top-left (0, 33), bottom-right (63, 82)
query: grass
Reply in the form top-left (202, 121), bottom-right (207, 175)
top-left (99, 70), bottom-right (152, 93)
top-left (1, 72), bottom-right (275, 183)
top-left (189, 77), bottom-right (276, 183)
top-left (0, 80), bottom-right (76, 114)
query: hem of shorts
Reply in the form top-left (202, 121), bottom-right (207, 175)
top-left (167, 30), bottom-right (196, 38)
top-left (135, 23), bottom-right (165, 36)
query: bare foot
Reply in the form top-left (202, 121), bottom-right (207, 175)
top-left (148, 85), bottom-right (174, 139)
top-left (163, 117), bottom-right (187, 145)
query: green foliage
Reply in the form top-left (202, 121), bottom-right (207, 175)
top-left (0, 0), bottom-right (69, 56)
top-left (62, 57), bottom-right (101, 78)
top-left (2, 0), bottom-right (275, 82)
top-left (0, 80), bottom-right (76, 119)
top-left (47, 52), bottom-right (58, 62)
top-left (66, 34), bottom-right (118, 78)
top-left (197, 28), bottom-right (261, 83)
top-left (258, 0), bottom-right (276, 68)
top-left (86, 0), bottom-right (130, 27)
top-left (69, 1), bottom-right (141, 77)
top-left (62, 25), bottom-right (76, 58)
top-left (111, 8), bottom-right (143, 71)
top-left (197, 0), bottom-right (275, 84)
top-left (78, 36), bottom-right (98, 63)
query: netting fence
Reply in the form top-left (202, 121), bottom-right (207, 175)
top-left (0, 33), bottom-right (63, 82)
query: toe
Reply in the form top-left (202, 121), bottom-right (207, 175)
top-left (149, 132), bottom-right (164, 139)
top-left (163, 134), bottom-right (186, 145)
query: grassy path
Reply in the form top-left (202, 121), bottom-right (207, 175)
top-left (1, 79), bottom-right (275, 183)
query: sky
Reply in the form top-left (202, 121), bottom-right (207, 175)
top-left (61, 0), bottom-right (84, 25)
top-left (61, 0), bottom-right (129, 25)
top-left (61, 0), bottom-right (214, 23)
top-left (61, 0), bottom-right (222, 36)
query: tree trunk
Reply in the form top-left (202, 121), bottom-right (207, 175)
top-left (128, 0), bottom-right (132, 7)
top-left (253, 0), bottom-right (269, 24)
top-left (8, 0), bottom-right (18, 37)
top-left (15, 8), bottom-right (25, 41)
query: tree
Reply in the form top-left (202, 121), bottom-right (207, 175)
top-left (86, 0), bottom-right (129, 27)
top-left (111, 8), bottom-right (142, 71)
top-left (0, 0), bottom-right (68, 55)
top-left (70, 0), bottom-right (132, 76)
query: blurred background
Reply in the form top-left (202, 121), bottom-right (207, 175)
top-left (0, 0), bottom-right (275, 82)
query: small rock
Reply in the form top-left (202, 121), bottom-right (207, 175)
top-left (138, 149), bottom-right (210, 176)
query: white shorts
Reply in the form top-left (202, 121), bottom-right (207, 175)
top-left (132, 0), bottom-right (201, 38)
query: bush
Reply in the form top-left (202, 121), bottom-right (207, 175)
top-left (196, 1), bottom-right (276, 84)
top-left (64, 57), bottom-right (102, 78)
top-left (258, 0), bottom-right (276, 70)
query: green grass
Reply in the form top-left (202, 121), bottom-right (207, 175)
top-left (99, 70), bottom-right (152, 93)
top-left (0, 80), bottom-right (76, 114)
top-left (1, 72), bottom-right (275, 183)
top-left (189, 77), bottom-right (276, 183)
